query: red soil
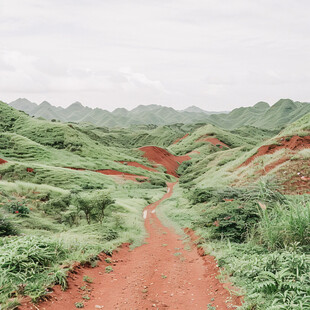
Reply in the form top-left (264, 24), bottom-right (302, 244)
top-left (258, 157), bottom-right (290, 175)
top-left (21, 183), bottom-right (241, 310)
top-left (0, 158), bottom-right (7, 164)
top-left (139, 146), bottom-right (190, 177)
top-left (96, 169), bottom-right (148, 181)
top-left (241, 135), bottom-right (310, 167)
top-left (64, 167), bottom-right (148, 182)
top-left (186, 150), bottom-right (200, 156)
top-left (196, 135), bottom-right (229, 149)
top-left (172, 133), bottom-right (189, 144)
top-left (117, 161), bottom-right (158, 172)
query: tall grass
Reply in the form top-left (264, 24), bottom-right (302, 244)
top-left (258, 201), bottom-right (310, 250)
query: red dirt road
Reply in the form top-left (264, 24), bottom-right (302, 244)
top-left (22, 183), bottom-right (241, 310)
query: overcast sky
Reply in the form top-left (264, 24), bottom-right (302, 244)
top-left (0, 0), bottom-right (309, 111)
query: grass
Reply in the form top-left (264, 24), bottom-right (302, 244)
top-left (1, 100), bottom-right (310, 309)
top-left (158, 179), bottom-right (310, 309)
top-left (0, 175), bottom-right (164, 307)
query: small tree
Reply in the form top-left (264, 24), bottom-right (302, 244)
top-left (61, 205), bottom-right (81, 227)
top-left (76, 192), bottom-right (114, 224)
top-left (76, 195), bottom-right (93, 224)
top-left (93, 192), bottom-right (114, 224)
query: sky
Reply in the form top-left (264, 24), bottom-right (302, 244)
top-left (0, 0), bottom-right (309, 111)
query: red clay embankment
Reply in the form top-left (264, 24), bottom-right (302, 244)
top-left (241, 135), bottom-right (310, 167)
top-left (172, 133), bottom-right (189, 144)
top-left (196, 135), bottom-right (230, 149)
top-left (139, 146), bottom-right (190, 177)
top-left (117, 161), bottom-right (158, 172)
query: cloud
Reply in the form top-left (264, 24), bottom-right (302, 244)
top-left (0, 0), bottom-right (309, 110)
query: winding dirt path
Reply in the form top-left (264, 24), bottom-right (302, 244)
top-left (22, 182), bottom-right (241, 310)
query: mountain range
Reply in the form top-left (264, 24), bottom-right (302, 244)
top-left (8, 98), bottom-right (310, 130)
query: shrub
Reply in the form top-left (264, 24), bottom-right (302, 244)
top-left (6, 201), bottom-right (29, 216)
top-left (200, 201), bottom-right (260, 242)
top-left (189, 187), bottom-right (245, 204)
top-left (0, 215), bottom-right (18, 237)
top-left (75, 191), bottom-right (114, 224)
top-left (149, 177), bottom-right (166, 187)
top-left (61, 205), bottom-right (81, 227)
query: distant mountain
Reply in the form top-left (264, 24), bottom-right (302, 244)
top-left (10, 98), bottom-right (37, 114)
top-left (206, 99), bottom-right (310, 130)
top-left (7, 98), bottom-right (310, 130)
top-left (182, 106), bottom-right (228, 114)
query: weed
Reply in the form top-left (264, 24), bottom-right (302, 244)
top-left (105, 266), bottom-right (113, 273)
top-left (83, 276), bottom-right (93, 283)
top-left (75, 301), bottom-right (84, 308)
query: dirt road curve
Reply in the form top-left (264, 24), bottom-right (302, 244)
top-left (21, 182), bottom-right (241, 310)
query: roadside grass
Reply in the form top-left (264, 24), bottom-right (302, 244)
top-left (0, 178), bottom-right (164, 308)
top-left (159, 179), bottom-right (310, 309)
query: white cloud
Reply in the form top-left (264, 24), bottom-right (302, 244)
top-left (0, 0), bottom-right (309, 110)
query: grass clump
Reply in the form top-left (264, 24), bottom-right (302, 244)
top-left (0, 214), bottom-right (18, 237)
top-left (105, 266), bottom-right (113, 273)
top-left (0, 236), bottom-right (68, 304)
top-left (258, 201), bottom-right (310, 250)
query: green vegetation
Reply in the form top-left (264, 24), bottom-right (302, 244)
top-left (1, 99), bottom-right (310, 309)
top-left (158, 178), bottom-right (310, 309)
top-left (9, 98), bottom-right (310, 130)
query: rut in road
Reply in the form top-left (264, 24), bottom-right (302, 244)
top-left (22, 182), bottom-right (242, 310)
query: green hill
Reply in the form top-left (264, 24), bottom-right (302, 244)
top-left (0, 98), bottom-right (309, 310)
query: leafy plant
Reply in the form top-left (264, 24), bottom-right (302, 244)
top-left (83, 276), bottom-right (93, 283)
top-left (75, 301), bottom-right (84, 308)
top-left (0, 214), bottom-right (18, 236)
top-left (105, 266), bottom-right (113, 273)
top-left (6, 201), bottom-right (29, 216)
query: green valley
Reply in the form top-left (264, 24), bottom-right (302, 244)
top-left (0, 99), bottom-right (309, 310)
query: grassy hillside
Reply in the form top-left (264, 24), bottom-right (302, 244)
top-left (158, 114), bottom-right (310, 310)
top-left (0, 100), bottom-right (309, 310)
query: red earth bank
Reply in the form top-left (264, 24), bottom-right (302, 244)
top-left (117, 161), bottom-right (158, 172)
top-left (172, 133), bottom-right (189, 144)
top-left (242, 135), bottom-right (310, 167)
top-left (139, 146), bottom-right (190, 177)
top-left (258, 157), bottom-right (290, 175)
top-left (196, 135), bottom-right (230, 149)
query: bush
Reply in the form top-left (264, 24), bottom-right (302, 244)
top-left (149, 177), bottom-right (166, 187)
top-left (189, 187), bottom-right (245, 204)
top-left (6, 201), bottom-right (29, 216)
top-left (43, 193), bottom-right (72, 214)
top-left (0, 215), bottom-right (18, 237)
top-left (200, 201), bottom-right (260, 242)
top-left (75, 191), bottom-right (114, 224)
